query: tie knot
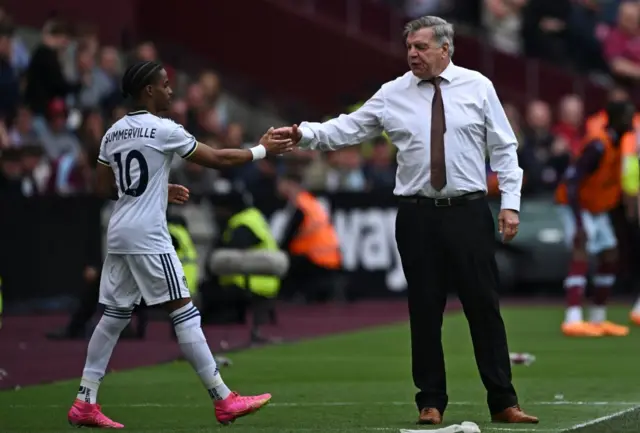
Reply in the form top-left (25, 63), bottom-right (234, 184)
top-left (428, 77), bottom-right (443, 87)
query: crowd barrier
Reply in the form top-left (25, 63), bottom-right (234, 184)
top-left (0, 194), bottom-right (103, 305)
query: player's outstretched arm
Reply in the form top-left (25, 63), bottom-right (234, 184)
top-left (95, 163), bottom-right (119, 200)
top-left (186, 127), bottom-right (294, 168)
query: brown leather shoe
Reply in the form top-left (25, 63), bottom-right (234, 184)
top-left (417, 408), bottom-right (442, 425)
top-left (491, 405), bottom-right (539, 424)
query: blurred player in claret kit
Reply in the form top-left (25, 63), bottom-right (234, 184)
top-left (67, 61), bottom-right (294, 428)
top-left (555, 100), bottom-right (635, 338)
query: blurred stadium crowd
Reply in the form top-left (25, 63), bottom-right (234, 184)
top-left (1, 0), bottom-right (640, 201)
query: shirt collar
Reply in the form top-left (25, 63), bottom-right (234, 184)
top-left (413, 61), bottom-right (456, 86)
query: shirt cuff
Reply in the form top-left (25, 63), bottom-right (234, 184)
top-left (298, 124), bottom-right (315, 149)
top-left (501, 194), bottom-right (520, 212)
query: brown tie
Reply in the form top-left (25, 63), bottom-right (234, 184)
top-left (428, 77), bottom-right (446, 191)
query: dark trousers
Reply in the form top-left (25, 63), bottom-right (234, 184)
top-left (280, 254), bottom-right (337, 302)
top-left (395, 195), bottom-right (516, 415)
top-left (65, 277), bottom-right (148, 338)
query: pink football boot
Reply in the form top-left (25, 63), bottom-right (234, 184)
top-left (68, 399), bottom-right (124, 429)
top-left (214, 391), bottom-right (272, 425)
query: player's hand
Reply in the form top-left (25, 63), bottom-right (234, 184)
top-left (498, 209), bottom-right (519, 243)
top-left (271, 124), bottom-right (302, 145)
top-left (260, 127), bottom-right (295, 156)
top-left (573, 227), bottom-right (587, 249)
top-left (168, 184), bottom-right (190, 204)
top-left (83, 266), bottom-right (98, 283)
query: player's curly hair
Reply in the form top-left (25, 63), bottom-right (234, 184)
top-left (121, 61), bottom-right (163, 99)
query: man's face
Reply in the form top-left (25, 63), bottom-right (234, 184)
top-left (22, 154), bottom-right (41, 172)
top-left (149, 69), bottom-right (173, 112)
top-left (1, 159), bottom-right (22, 179)
top-left (0, 35), bottom-right (11, 59)
top-left (406, 28), bottom-right (448, 79)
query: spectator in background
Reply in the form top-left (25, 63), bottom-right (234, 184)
top-left (0, 23), bottom-right (20, 123)
top-left (73, 45), bottom-right (109, 110)
top-left (568, 0), bottom-right (611, 73)
top-left (24, 20), bottom-right (78, 120)
top-left (503, 102), bottom-right (524, 144)
top-left (482, 0), bottom-right (527, 54)
top-left (522, 100), bottom-right (555, 150)
top-left (224, 122), bottom-right (259, 182)
top-left (603, 1), bottom-right (640, 86)
top-left (185, 82), bottom-right (209, 138)
top-left (49, 146), bottom-right (92, 195)
top-left (76, 109), bottom-right (104, 160)
top-left (552, 94), bottom-right (585, 155)
top-left (169, 98), bottom-right (188, 126)
top-left (363, 136), bottom-right (396, 191)
top-left (20, 144), bottom-right (50, 196)
top-left (199, 71), bottom-right (230, 130)
top-left (0, 119), bottom-right (9, 149)
top-left (324, 148), bottom-right (367, 192)
top-left (36, 98), bottom-right (81, 160)
top-left (134, 41), bottom-right (175, 85)
top-left (0, 10), bottom-right (29, 73)
top-left (170, 158), bottom-right (220, 204)
top-left (0, 147), bottom-right (24, 196)
top-left (61, 24), bottom-right (99, 83)
top-left (7, 105), bottom-right (38, 147)
top-left (519, 100), bottom-right (571, 193)
top-left (94, 46), bottom-right (122, 111)
top-left (522, 0), bottom-right (571, 64)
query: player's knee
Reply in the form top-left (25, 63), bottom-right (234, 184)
top-left (162, 297), bottom-right (192, 314)
top-left (100, 307), bottom-right (133, 333)
top-left (572, 248), bottom-right (588, 262)
top-left (600, 248), bottom-right (619, 263)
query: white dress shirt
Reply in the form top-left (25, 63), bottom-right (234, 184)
top-left (298, 62), bottom-right (523, 211)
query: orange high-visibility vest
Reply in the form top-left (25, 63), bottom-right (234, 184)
top-left (555, 131), bottom-right (623, 214)
top-left (289, 191), bottom-right (341, 270)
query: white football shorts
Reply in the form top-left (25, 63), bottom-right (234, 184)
top-left (99, 252), bottom-right (190, 308)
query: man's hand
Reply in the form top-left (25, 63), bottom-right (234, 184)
top-left (272, 124), bottom-right (302, 145)
top-left (498, 209), bottom-right (519, 242)
top-left (168, 184), bottom-right (190, 204)
top-left (260, 127), bottom-right (296, 156)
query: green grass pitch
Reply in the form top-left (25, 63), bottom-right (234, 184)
top-left (1, 306), bottom-right (639, 432)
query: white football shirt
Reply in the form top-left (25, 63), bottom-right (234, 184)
top-left (97, 110), bottom-right (198, 254)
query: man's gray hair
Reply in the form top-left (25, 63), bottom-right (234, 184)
top-left (403, 16), bottom-right (455, 58)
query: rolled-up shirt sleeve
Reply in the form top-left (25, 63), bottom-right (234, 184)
top-left (484, 80), bottom-right (523, 211)
top-left (298, 89), bottom-right (385, 151)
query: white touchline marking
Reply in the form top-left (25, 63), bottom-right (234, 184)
top-left (6, 401), bottom-right (640, 409)
top-left (562, 405), bottom-right (640, 431)
top-left (483, 428), bottom-right (557, 432)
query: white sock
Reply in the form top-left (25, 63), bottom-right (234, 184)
top-left (170, 302), bottom-right (231, 400)
top-left (589, 306), bottom-right (606, 324)
top-left (77, 307), bottom-right (132, 404)
top-left (565, 306), bottom-right (583, 324)
top-left (633, 296), bottom-right (640, 314)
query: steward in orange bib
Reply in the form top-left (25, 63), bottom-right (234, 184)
top-left (276, 173), bottom-right (342, 302)
top-left (554, 100), bottom-right (636, 338)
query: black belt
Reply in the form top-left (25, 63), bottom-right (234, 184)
top-left (397, 191), bottom-right (485, 207)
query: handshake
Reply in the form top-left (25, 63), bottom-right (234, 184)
top-left (258, 124), bottom-right (302, 156)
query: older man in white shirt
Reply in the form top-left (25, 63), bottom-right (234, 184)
top-left (273, 15), bottom-right (538, 426)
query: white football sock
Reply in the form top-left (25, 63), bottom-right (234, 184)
top-left (589, 306), bottom-right (606, 324)
top-left (77, 307), bottom-right (132, 404)
top-left (565, 306), bottom-right (583, 323)
top-left (633, 296), bottom-right (640, 314)
top-left (170, 302), bottom-right (231, 400)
